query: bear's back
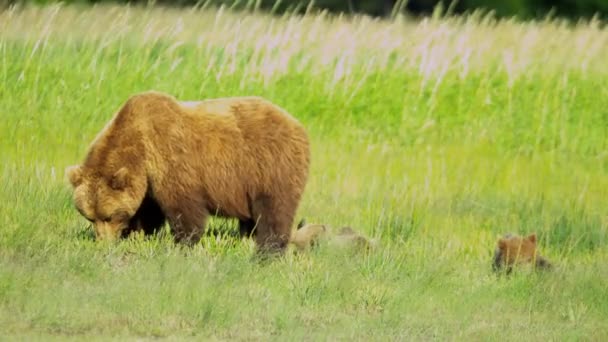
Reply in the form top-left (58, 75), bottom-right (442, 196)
top-left (123, 92), bottom-right (309, 208)
top-left (179, 96), bottom-right (302, 127)
top-left (173, 95), bottom-right (310, 203)
top-left (180, 97), bottom-right (247, 117)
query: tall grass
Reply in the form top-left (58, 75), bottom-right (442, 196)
top-left (0, 3), bottom-right (607, 339)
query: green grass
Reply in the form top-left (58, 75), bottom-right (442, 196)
top-left (1, 3), bottom-right (608, 340)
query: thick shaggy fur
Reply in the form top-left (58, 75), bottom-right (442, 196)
top-left (492, 233), bottom-right (552, 274)
top-left (66, 91), bottom-right (310, 254)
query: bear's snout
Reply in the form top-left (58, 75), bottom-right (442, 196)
top-left (94, 221), bottom-right (126, 241)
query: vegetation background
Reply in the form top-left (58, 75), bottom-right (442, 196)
top-left (3, 0), bottom-right (608, 19)
top-left (0, 0), bottom-right (607, 340)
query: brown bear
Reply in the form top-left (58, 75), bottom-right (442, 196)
top-left (66, 91), bottom-right (310, 254)
top-left (331, 226), bottom-right (379, 251)
top-left (289, 219), bottom-right (378, 253)
top-left (289, 219), bottom-right (328, 251)
top-left (492, 233), bottom-right (552, 274)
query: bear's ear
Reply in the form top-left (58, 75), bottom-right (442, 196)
top-left (66, 165), bottom-right (83, 187)
top-left (527, 233), bottom-right (537, 244)
top-left (297, 218), bottom-right (307, 230)
top-left (110, 167), bottom-right (129, 190)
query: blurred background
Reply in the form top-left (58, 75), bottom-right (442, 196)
top-left (2, 0), bottom-right (608, 20)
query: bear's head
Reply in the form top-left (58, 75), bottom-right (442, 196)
top-left (290, 218), bottom-right (328, 251)
top-left (66, 164), bottom-right (146, 241)
top-left (492, 233), bottom-right (552, 273)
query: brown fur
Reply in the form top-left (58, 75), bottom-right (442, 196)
top-left (66, 91), bottom-right (310, 254)
top-left (290, 219), bottom-right (328, 251)
top-left (492, 233), bottom-right (552, 274)
top-left (331, 226), bottom-right (378, 251)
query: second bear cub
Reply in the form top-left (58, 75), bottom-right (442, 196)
top-left (493, 233), bottom-right (552, 274)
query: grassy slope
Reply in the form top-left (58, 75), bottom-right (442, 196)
top-left (1, 3), bottom-right (607, 340)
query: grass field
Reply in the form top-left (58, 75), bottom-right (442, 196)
top-left (1, 3), bottom-right (608, 340)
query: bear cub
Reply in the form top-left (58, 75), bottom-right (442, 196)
top-left (290, 218), bottom-right (378, 252)
top-left (492, 233), bottom-right (552, 274)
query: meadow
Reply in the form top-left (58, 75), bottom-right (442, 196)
top-left (1, 3), bottom-right (608, 340)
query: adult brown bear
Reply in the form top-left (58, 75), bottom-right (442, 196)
top-left (66, 91), bottom-right (310, 254)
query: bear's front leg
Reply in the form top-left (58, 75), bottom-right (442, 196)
top-left (166, 206), bottom-right (208, 246)
top-left (122, 195), bottom-right (167, 238)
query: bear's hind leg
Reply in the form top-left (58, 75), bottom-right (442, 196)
top-left (250, 195), bottom-right (295, 255)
